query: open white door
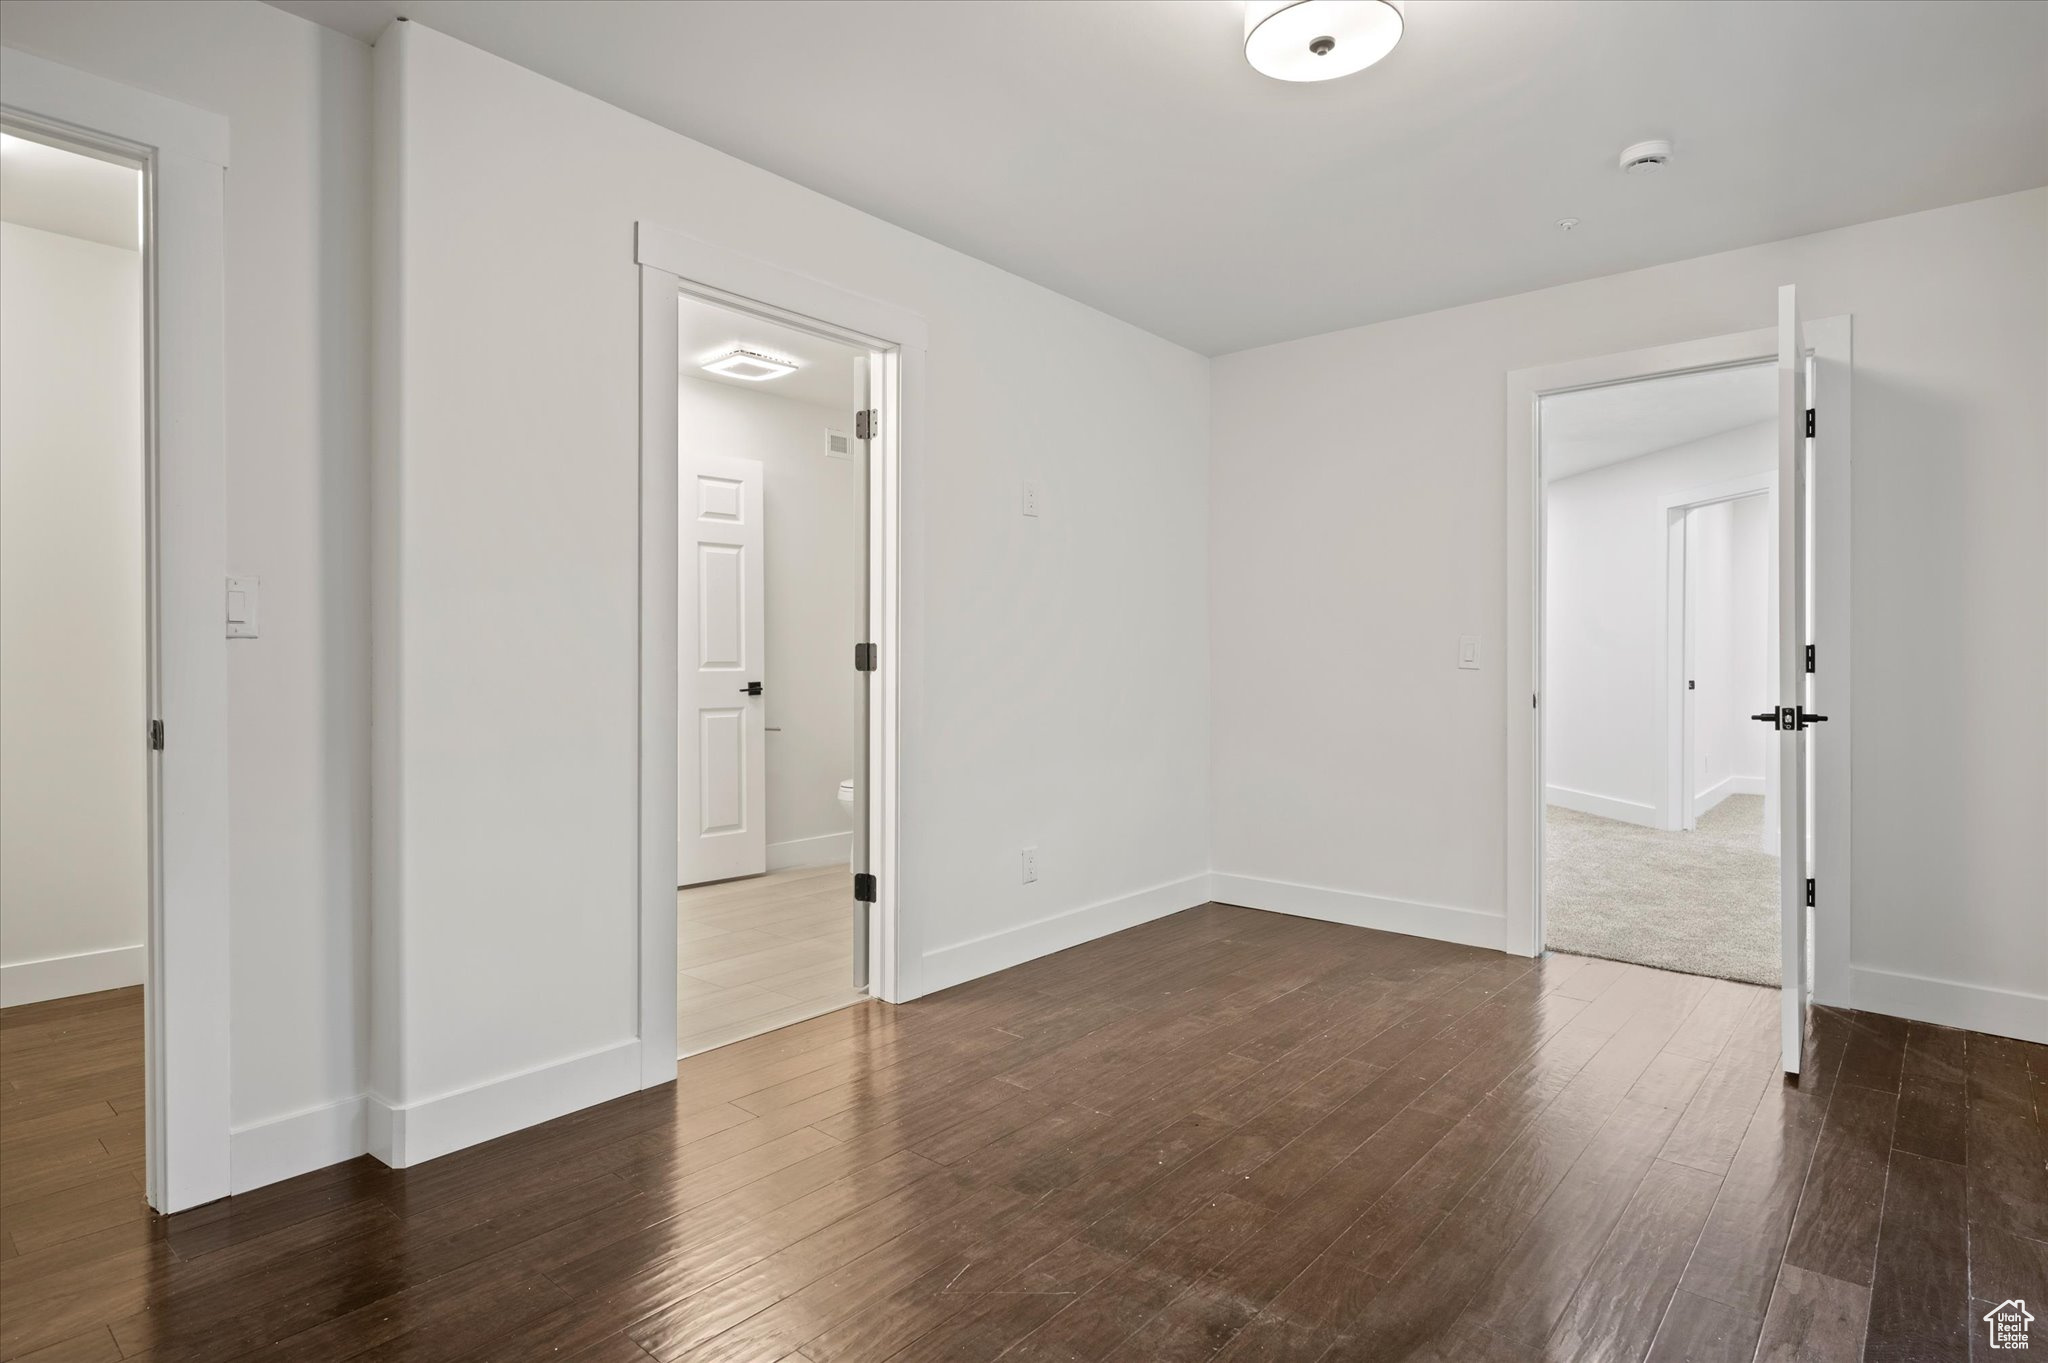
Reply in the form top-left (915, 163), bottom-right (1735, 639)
top-left (678, 452), bottom-right (767, 886)
top-left (1769, 284), bottom-right (1814, 1076)
top-left (850, 356), bottom-right (874, 990)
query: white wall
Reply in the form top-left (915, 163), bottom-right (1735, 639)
top-left (0, 1), bottom-right (374, 1168)
top-left (678, 377), bottom-right (860, 868)
top-left (0, 221), bottom-right (147, 1005)
top-left (1212, 187), bottom-right (2048, 1040)
top-left (1542, 422), bottom-right (1772, 823)
top-left (1688, 493), bottom-right (1770, 811)
top-left (374, 22), bottom-right (1209, 1134)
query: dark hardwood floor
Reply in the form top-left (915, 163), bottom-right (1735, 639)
top-left (2, 905), bottom-right (2042, 1362)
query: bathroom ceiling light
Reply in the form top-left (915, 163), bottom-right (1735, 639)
top-left (1244, 0), bottom-right (1403, 82)
top-left (700, 347), bottom-right (798, 381)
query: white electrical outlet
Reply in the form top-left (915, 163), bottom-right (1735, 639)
top-left (1021, 847), bottom-right (1038, 884)
top-left (1022, 481), bottom-right (1040, 517)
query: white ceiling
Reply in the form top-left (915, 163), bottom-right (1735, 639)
top-left (680, 295), bottom-right (860, 411)
top-left (0, 133), bottom-right (140, 251)
top-left (270, 0), bottom-right (2048, 356)
top-left (1541, 362), bottom-right (1774, 483)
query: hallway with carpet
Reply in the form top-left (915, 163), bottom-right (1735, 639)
top-left (1544, 794), bottom-right (1781, 986)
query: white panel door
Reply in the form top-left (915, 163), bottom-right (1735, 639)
top-left (1771, 284), bottom-right (1813, 1077)
top-left (678, 453), bottom-right (766, 886)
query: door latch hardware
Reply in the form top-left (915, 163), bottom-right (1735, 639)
top-left (740, 681), bottom-right (763, 696)
top-left (1750, 706), bottom-right (1829, 731)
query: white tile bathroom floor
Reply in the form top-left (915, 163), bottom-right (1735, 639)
top-left (676, 864), bottom-right (866, 1057)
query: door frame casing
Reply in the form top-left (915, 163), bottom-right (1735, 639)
top-left (635, 223), bottom-right (923, 1087)
top-left (1504, 315), bottom-right (1852, 1008)
top-left (1, 47), bottom-right (233, 1212)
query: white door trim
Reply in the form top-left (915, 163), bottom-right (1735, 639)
top-left (635, 224), bottom-right (919, 1090)
top-left (2, 46), bottom-right (233, 1213)
top-left (1505, 316), bottom-right (1852, 1008)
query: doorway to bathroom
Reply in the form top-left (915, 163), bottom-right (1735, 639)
top-left (672, 292), bottom-right (873, 1056)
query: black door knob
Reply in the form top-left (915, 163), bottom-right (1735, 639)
top-left (741, 681), bottom-right (763, 696)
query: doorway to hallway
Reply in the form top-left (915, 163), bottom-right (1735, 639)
top-left (1538, 365), bottom-right (1781, 987)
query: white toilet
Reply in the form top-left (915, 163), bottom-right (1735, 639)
top-left (837, 778), bottom-right (856, 868)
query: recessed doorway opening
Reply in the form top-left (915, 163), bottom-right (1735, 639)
top-left (0, 126), bottom-right (156, 1201)
top-left (1538, 362), bottom-right (1780, 986)
top-left (672, 295), bottom-right (874, 1056)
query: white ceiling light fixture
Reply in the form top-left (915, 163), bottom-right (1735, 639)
top-left (1244, 0), bottom-right (1404, 82)
top-left (700, 347), bottom-right (799, 381)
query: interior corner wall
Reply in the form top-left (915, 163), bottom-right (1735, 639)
top-left (677, 377), bottom-right (861, 867)
top-left (1210, 187), bottom-right (2048, 1041)
top-left (0, 1), bottom-right (376, 1184)
top-left (1542, 421), bottom-right (1773, 824)
top-left (372, 22), bottom-right (1210, 1150)
top-left (0, 221), bottom-right (147, 1006)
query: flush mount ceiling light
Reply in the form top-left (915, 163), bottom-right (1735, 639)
top-left (700, 347), bottom-right (798, 381)
top-left (1244, 0), bottom-right (1403, 82)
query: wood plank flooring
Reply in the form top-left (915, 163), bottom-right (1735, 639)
top-left (678, 865), bottom-right (866, 1057)
top-left (3, 904), bottom-right (2043, 1362)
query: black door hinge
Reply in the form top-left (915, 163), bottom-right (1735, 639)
top-left (149, 719), bottom-right (164, 751)
top-left (1804, 878), bottom-right (1815, 908)
top-left (853, 872), bottom-right (877, 903)
top-left (854, 642), bottom-right (878, 672)
top-left (1805, 408), bottom-right (1815, 438)
top-left (1804, 644), bottom-right (1815, 674)
top-left (854, 409), bottom-right (877, 441)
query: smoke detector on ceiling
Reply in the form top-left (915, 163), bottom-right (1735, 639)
top-left (1618, 139), bottom-right (1673, 175)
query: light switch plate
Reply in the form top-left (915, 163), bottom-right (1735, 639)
top-left (1021, 481), bottom-right (1040, 517)
top-left (226, 575), bottom-right (260, 639)
top-left (1458, 634), bottom-right (1481, 670)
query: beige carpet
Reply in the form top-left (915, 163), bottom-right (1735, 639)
top-left (1544, 794), bottom-right (1780, 986)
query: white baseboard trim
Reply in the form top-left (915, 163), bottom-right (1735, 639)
top-left (1693, 774), bottom-right (1764, 815)
top-left (916, 872), bottom-right (1213, 997)
top-left (1850, 964), bottom-right (2048, 1045)
top-left (1544, 785), bottom-right (1658, 828)
top-left (767, 830), bottom-right (852, 872)
top-left (0, 943), bottom-right (145, 1007)
top-left (230, 1095), bottom-right (367, 1194)
top-left (1211, 874), bottom-right (1505, 952)
top-left (367, 1037), bottom-right (642, 1169)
